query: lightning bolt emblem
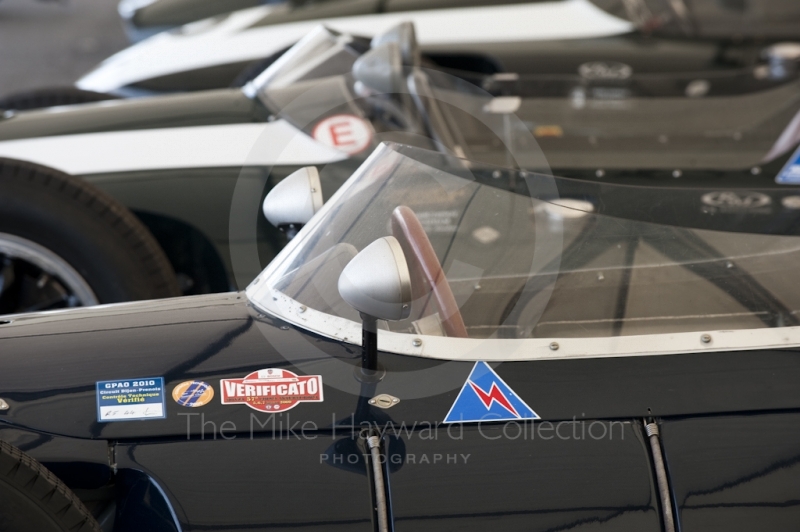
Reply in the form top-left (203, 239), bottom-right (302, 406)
top-left (468, 381), bottom-right (519, 418)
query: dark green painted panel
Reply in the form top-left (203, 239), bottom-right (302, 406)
top-left (0, 89), bottom-right (264, 141)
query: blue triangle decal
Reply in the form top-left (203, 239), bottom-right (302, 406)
top-left (443, 361), bottom-right (539, 424)
top-left (776, 145), bottom-right (800, 184)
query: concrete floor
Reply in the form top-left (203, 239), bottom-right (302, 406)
top-left (0, 0), bottom-right (127, 96)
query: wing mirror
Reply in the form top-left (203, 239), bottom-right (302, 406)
top-left (339, 236), bottom-right (412, 321)
top-left (262, 166), bottom-right (323, 239)
top-left (765, 42), bottom-right (800, 79)
top-left (352, 42), bottom-right (404, 95)
top-left (339, 236), bottom-right (412, 375)
top-left (370, 21), bottom-right (419, 67)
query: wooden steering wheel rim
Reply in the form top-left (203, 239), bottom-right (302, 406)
top-left (391, 206), bottom-right (468, 338)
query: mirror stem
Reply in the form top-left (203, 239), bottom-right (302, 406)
top-left (361, 313), bottom-right (378, 372)
top-left (279, 223), bottom-right (301, 241)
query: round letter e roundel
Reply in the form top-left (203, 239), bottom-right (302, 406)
top-left (312, 114), bottom-right (373, 155)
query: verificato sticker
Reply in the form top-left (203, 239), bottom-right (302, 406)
top-left (96, 377), bottom-right (166, 422)
top-left (221, 368), bottom-right (323, 413)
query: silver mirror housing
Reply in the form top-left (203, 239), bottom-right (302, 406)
top-left (371, 21), bottom-right (418, 66)
top-left (338, 236), bottom-right (412, 321)
top-left (765, 42), bottom-right (800, 79)
top-left (262, 166), bottom-right (323, 228)
top-left (352, 42), bottom-right (404, 94)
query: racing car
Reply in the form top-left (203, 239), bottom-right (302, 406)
top-left (2, 20), bottom-right (800, 316)
top-left (1, 141), bottom-right (800, 531)
top-left (3, 0), bottom-right (799, 111)
top-left (0, 24), bottom-right (386, 315)
top-left (0, 0), bottom-right (635, 109)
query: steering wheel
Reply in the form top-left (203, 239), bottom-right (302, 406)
top-left (391, 206), bottom-right (468, 338)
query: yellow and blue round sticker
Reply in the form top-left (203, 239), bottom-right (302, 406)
top-left (172, 380), bottom-right (214, 408)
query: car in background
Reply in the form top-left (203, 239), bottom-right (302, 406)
top-left (6, 0), bottom-right (800, 112)
top-left (2, 21), bottom-right (800, 315)
top-left (0, 25), bottom-right (365, 315)
top-left (78, 0), bottom-right (800, 97)
top-left (0, 0), bottom-right (637, 109)
top-left (1, 142), bottom-right (800, 531)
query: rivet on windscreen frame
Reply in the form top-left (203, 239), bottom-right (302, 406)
top-left (549, 342), bottom-right (559, 351)
top-left (492, 170), bottom-right (502, 179)
top-left (701, 334), bottom-right (712, 344)
top-left (672, 170), bottom-right (683, 178)
top-left (412, 338), bottom-right (422, 347)
top-left (0, 399), bottom-right (9, 411)
top-left (751, 167), bottom-right (762, 175)
top-left (298, 305), bottom-right (307, 313)
top-left (595, 169), bottom-right (605, 178)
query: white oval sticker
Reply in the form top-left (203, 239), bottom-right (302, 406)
top-left (312, 114), bottom-right (373, 155)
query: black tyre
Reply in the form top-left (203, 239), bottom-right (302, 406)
top-left (0, 440), bottom-right (101, 532)
top-left (0, 159), bottom-right (180, 314)
top-left (0, 88), bottom-right (119, 112)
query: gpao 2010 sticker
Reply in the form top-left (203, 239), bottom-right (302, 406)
top-left (221, 368), bottom-right (323, 413)
top-left (96, 377), bottom-right (166, 422)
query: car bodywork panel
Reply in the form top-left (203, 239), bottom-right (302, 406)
top-left (128, 34), bottom-right (720, 95)
top-left (244, 0), bottom-right (553, 30)
top-left (0, 292), bottom-right (659, 531)
top-left (117, 421), bottom-right (659, 531)
top-left (0, 89), bottom-right (265, 142)
top-left (85, 165), bottom-right (291, 292)
top-left (131, 0), bottom-right (268, 29)
top-left (0, 292), bottom-right (798, 437)
top-left (85, 159), bottom-right (357, 291)
top-left (662, 413), bottom-right (800, 532)
top-left (1, 292), bottom-right (800, 529)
